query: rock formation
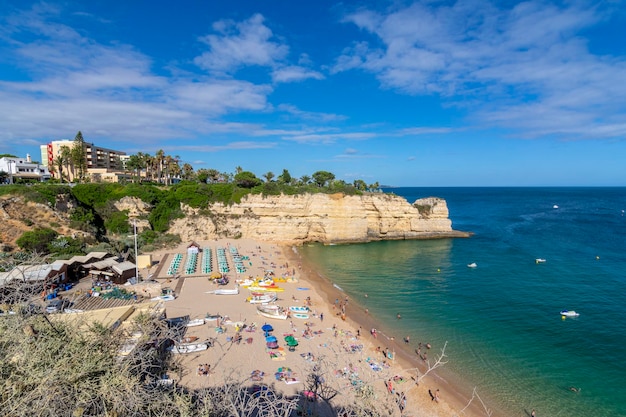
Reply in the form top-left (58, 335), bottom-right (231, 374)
top-left (169, 193), bottom-right (468, 244)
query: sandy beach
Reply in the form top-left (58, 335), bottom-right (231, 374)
top-left (143, 239), bottom-right (489, 417)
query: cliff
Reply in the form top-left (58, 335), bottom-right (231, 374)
top-left (169, 193), bottom-right (469, 244)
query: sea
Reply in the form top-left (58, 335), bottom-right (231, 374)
top-left (299, 187), bottom-right (626, 417)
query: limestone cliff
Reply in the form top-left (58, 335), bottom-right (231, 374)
top-left (169, 193), bottom-right (468, 244)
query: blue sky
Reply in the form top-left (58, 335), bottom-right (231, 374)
top-left (1, 0), bottom-right (625, 186)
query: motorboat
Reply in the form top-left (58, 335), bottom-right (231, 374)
top-left (186, 318), bottom-right (206, 327)
top-left (467, 262), bottom-right (477, 268)
top-left (248, 285), bottom-right (284, 292)
top-left (213, 285), bottom-right (240, 295)
top-left (535, 258), bottom-right (547, 264)
top-left (247, 293), bottom-right (277, 304)
top-left (553, 205), bottom-right (559, 209)
top-left (560, 310), bottom-right (580, 317)
top-left (257, 305), bottom-right (289, 320)
top-left (151, 294), bottom-right (175, 302)
top-left (169, 341), bottom-right (210, 354)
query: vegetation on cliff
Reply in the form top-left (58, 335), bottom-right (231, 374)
top-left (0, 168), bottom-right (381, 259)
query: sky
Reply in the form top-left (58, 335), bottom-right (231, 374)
top-left (1, 0), bottom-right (625, 186)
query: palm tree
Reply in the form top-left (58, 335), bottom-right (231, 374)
top-left (155, 149), bottom-right (165, 184)
top-left (60, 146), bottom-right (73, 182)
top-left (263, 171), bottom-right (275, 183)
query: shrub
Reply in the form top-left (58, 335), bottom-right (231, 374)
top-left (16, 228), bottom-right (58, 253)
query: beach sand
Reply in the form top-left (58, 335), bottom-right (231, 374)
top-left (143, 239), bottom-right (490, 417)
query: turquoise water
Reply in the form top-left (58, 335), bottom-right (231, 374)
top-left (300, 187), bottom-right (626, 417)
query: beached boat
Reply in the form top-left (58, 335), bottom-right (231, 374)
top-left (467, 263), bottom-right (477, 268)
top-left (560, 310), bottom-right (580, 317)
top-left (151, 294), bottom-right (175, 302)
top-left (170, 341), bottom-right (210, 354)
top-left (236, 278), bottom-right (255, 287)
top-left (248, 285), bottom-right (284, 292)
top-left (257, 305), bottom-right (289, 320)
top-left (247, 293), bottom-right (277, 304)
top-left (292, 313), bottom-right (309, 319)
top-left (214, 285), bottom-right (239, 295)
top-left (186, 318), bottom-right (206, 327)
top-left (288, 306), bottom-right (309, 313)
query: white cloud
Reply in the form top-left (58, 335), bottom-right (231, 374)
top-left (194, 13), bottom-right (289, 73)
top-left (336, 0), bottom-right (626, 139)
top-left (272, 65), bottom-right (324, 83)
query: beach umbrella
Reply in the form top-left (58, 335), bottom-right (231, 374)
top-left (284, 336), bottom-right (298, 346)
top-left (261, 324), bottom-right (273, 332)
top-left (265, 335), bottom-right (277, 343)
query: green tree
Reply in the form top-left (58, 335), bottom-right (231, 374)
top-left (263, 171), bottom-right (274, 183)
top-left (16, 228), bottom-right (58, 253)
top-left (182, 163), bottom-right (194, 180)
top-left (125, 154), bottom-right (145, 183)
top-left (59, 146), bottom-right (74, 182)
top-left (196, 169), bottom-right (209, 184)
top-left (71, 131), bottom-right (87, 181)
top-left (234, 171), bottom-right (262, 188)
top-left (353, 179), bottom-right (367, 191)
top-left (278, 169), bottom-right (292, 184)
top-left (312, 170), bottom-right (335, 187)
top-left (299, 175), bottom-right (311, 185)
top-left (207, 169), bottom-right (220, 183)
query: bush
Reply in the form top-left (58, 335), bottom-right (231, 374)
top-left (16, 228), bottom-right (58, 253)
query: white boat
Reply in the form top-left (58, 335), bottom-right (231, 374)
top-left (247, 293), bottom-right (277, 304)
top-left (186, 318), bottom-right (206, 327)
top-left (257, 305), bottom-right (288, 320)
top-left (214, 285), bottom-right (239, 295)
top-left (535, 258), bottom-right (547, 264)
top-left (288, 306), bottom-right (309, 313)
top-left (151, 294), bottom-right (175, 302)
top-left (553, 205), bottom-right (559, 209)
top-left (467, 262), bottom-right (477, 268)
top-left (170, 341), bottom-right (209, 354)
top-left (560, 310), bottom-right (580, 317)
top-left (292, 313), bottom-right (309, 319)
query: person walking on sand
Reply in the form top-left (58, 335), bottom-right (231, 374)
top-left (531, 409), bottom-right (536, 417)
top-left (404, 335), bottom-right (410, 344)
top-left (320, 313), bottom-right (324, 322)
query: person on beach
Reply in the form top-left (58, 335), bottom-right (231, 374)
top-left (531, 409), bottom-right (536, 417)
top-left (397, 313), bottom-right (402, 319)
top-left (434, 389), bottom-right (440, 403)
top-left (404, 335), bottom-right (410, 344)
top-left (320, 313), bottom-right (324, 322)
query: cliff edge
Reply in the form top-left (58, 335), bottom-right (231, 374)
top-left (170, 193), bottom-right (469, 244)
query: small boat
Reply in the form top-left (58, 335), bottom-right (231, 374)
top-left (248, 286), bottom-right (284, 292)
top-left (214, 285), bottom-right (240, 295)
top-left (553, 205), bottom-right (559, 209)
top-left (169, 341), bottom-right (209, 354)
top-left (288, 306), bottom-right (309, 313)
top-left (292, 313), bottom-right (309, 319)
top-left (257, 305), bottom-right (288, 320)
top-left (560, 310), bottom-right (580, 317)
top-left (535, 258), bottom-right (547, 264)
top-left (467, 263), bottom-right (477, 268)
top-left (247, 293), bottom-right (277, 304)
top-left (151, 294), bottom-right (175, 302)
top-left (186, 318), bottom-right (206, 327)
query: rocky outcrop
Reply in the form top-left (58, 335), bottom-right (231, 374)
top-left (169, 193), bottom-right (468, 244)
top-left (113, 197), bottom-right (152, 232)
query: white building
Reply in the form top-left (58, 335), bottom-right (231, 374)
top-left (0, 154), bottom-right (51, 183)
